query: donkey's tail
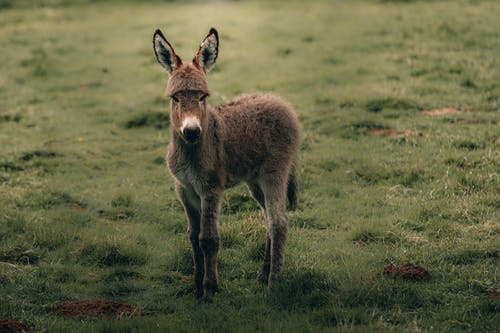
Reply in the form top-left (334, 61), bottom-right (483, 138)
top-left (287, 164), bottom-right (298, 211)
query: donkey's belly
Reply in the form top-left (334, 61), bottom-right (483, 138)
top-left (225, 173), bottom-right (259, 190)
top-left (225, 165), bottom-right (260, 189)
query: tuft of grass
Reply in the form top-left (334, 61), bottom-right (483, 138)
top-left (341, 120), bottom-right (389, 138)
top-left (164, 245), bottom-right (194, 276)
top-left (124, 112), bottom-right (169, 129)
top-left (246, 240), bottom-right (266, 262)
top-left (222, 191), bottom-right (260, 214)
top-left (461, 78), bottom-right (478, 89)
top-left (19, 150), bottom-right (57, 161)
top-left (442, 249), bottom-right (498, 265)
top-left (353, 165), bottom-right (426, 187)
top-left (0, 246), bottom-right (41, 265)
top-left (0, 162), bottom-right (24, 171)
top-left (453, 140), bottom-right (485, 151)
top-left (350, 229), bottom-right (400, 245)
top-left (111, 194), bottom-right (133, 208)
top-left (33, 191), bottom-right (86, 210)
top-left (0, 114), bottom-right (21, 123)
top-left (365, 97), bottom-right (421, 113)
top-left (153, 156), bottom-right (166, 165)
top-left (339, 280), bottom-right (433, 311)
top-left (269, 268), bottom-right (337, 311)
top-left (78, 242), bottom-right (148, 267)
top-left (100, 281), bottom-right (147, 298)
top-left (289, 212), bottom-right (330, 229)
top-left (104, 268), bottom-right (141, 283)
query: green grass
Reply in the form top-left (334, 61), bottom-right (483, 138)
top-left (0, 0), bottom-right (499, 332)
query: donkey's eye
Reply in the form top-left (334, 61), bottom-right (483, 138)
top-left (171, 96), bottom-right (179, 103)
top-left (199, 94), bottom-right (208, 102)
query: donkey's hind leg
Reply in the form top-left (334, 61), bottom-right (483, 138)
top-left (248, 182), bottom-right (266, 210)
top-left (259, 173), bottom-right (289, 287)
top-left (248, 182), bottom-right (271, 284)
top-left (258, 237), bottom-right (272, 284)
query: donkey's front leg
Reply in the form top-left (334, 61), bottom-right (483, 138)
top-left (176, 183), bottom-right (204, 299)
top-left (258, 236), bottom-right (271, 284)
top-left (199, 188), bottom-right (222, 302)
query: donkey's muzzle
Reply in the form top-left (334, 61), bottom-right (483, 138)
top-left (183, 127), bottom-right (201, 144)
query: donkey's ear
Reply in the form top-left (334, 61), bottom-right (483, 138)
top-left (194, 28), bottom-right (219, 72)
top-left (153, 29), bottom-right (182, 74)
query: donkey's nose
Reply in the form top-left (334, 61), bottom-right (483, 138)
top-left (183, 127), bottom-right (201, 143)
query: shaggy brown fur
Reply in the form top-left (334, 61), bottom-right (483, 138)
top-left (153, 28), bottom-right (301, 302)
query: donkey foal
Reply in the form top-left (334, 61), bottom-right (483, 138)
top-left (153, 28), bottom-right (301, 302)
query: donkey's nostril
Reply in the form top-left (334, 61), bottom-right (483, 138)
top-left (183, 127), bottom-right (201, 143)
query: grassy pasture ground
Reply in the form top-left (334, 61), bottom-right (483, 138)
top-left (0, 0), bottom-right (499, 332)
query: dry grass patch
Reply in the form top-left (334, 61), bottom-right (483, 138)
top-left (370, 128), bottom-right (423, 137)
top-left (52, 299), bottom-right (141, 319)
top-left (422, 108), bottom-right (461, 116)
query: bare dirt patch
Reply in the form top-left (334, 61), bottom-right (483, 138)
top-left (0, 320), bottom-right (32, 333)
top-left (383, 263), bottom-right (430, 281)
top-left (461, 105), bottom-right (478, 112)
top-left (370, 128), bottom-right (423, 137)
top-left (453, 119), bottom-right (484, 125)
top-left (485, 290), bottom-right (499, 300)
top-left (70, 203), bottom-right (87, 212)
top-left (422, 108), bottom-right (461, 116)
top-left (52, 298), bottom-right (141, 319)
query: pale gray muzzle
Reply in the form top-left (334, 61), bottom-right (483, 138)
top-left (181, 116), bottom-right (201, 143)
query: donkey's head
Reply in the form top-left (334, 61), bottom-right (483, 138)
top-left (153, 28), bottom-right (219, 144)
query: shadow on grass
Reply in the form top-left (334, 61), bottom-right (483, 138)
top-left (222, 192), bottom-right (260, 214)
top-left (20, 150), bottom-right (57, 161)
top-left (164, 245), bottom-right (194, 276)
top-left (0, 114), bottom-right (22, 123)
top-left (100, 281), bottom-right (147, 298)
top-left (353, 165), bottom-right (427, 187)
top-left (104, 268), bottom-right (141, 283)
top-left (341, 120), bottom-right (389, 139)
top-left (23, 191), bottom-right (87, 210)
top-left (365, 97), bottom-right (421, 113)
top-left (0, 246), bottom-right (41, 265)
top-left (269, 268), bottom-right (337, 311)
top-left (442, 249), bottom-right (498, 265)
top-left (124, 112), bottom-right (169, 129)
top-left (78, 243), bottom-right (148, 267)
top-left (350, 229), bottom-right (401, 245)
top-left (0, 161), bottom-right (24, 172)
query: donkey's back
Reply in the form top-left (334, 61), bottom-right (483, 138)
top-left (213, 93), bottom-right (300, 187)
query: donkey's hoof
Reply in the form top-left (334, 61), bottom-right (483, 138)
top-left (195, 289), bottom-right (203, 299)
top-left (202, 291), bottom-right (214, 303)
top-left (258, 272), bottom-right (269, 284)
top-left (267, 274), bottom-right (281, 288)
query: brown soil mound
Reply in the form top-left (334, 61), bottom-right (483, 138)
top-left (485, 290), bottom-right (500, 300)
top-left (52, 298), bottom-right (141, 319)
top-left (422, 108), bottom-right (460, 116)
top-left (370, 128), bottom-right (423, 137)
top-left (0, 320), bottom-right (31, 333)
top-left (71, 203), bottom-right (87, 212)
top-left (383, 263), bottom-right (430, 281)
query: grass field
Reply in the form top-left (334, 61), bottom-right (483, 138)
top-left (0, 0), bottom-right (499, 332)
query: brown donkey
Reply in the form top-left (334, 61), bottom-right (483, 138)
top-left (153, 28), bottom-right (301, 302)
